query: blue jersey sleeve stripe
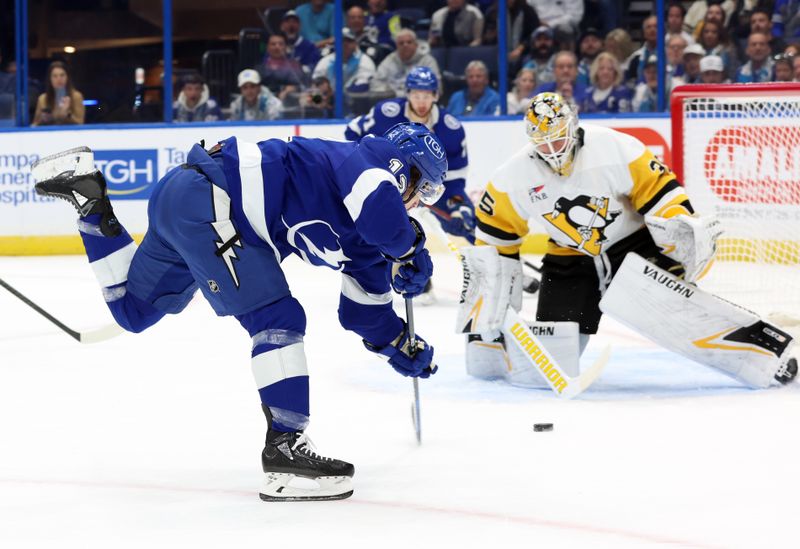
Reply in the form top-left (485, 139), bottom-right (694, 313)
top-left (343, 167), bottom-right (397, 221)
top-left (236, 140), bottom-right (282, 263)
top-left (341, 273), bottom-right (393, 305)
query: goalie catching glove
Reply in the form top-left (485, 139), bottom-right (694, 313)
top-left (387, 216), bottom-right (433, 298)
top-left (363, 321), bottom-right (437, 378)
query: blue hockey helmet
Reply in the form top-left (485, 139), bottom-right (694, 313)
top-left (384, 122), bottom-right (447, 206)
top-left (405, 67), bottom-right (439, 93)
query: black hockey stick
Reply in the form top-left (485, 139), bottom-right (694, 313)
top-left (405, 297), bottom-right (422, 446)
top-left (0, 277), bottom-right (123, 344)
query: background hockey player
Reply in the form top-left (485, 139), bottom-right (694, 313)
top-left (32, 122), bottom-right (446, 502)
top-left (458, 92), bottom-right (797, 392)
top-left (346, 66), bottom-right (473, 301)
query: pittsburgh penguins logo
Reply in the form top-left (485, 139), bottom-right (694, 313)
top-left (542, 195), bottom-right (621, 256)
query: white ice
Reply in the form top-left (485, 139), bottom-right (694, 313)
top-left (1, 253), bottom-right (798, 549)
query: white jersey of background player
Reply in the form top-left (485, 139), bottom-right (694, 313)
top-left (460, 92), bottom-right (797, 390)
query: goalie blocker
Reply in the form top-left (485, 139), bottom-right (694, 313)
top-left (600, 253), bottom-right (798, 388)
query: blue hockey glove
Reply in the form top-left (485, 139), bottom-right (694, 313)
top-left (364, 323), bottom-right (437, 378)
top-left (437, 196), bottom-right (476, 239)
top-left (391, 249), bottom-right (433, 298)
top-left (385, 217), bottom-right (433, 298)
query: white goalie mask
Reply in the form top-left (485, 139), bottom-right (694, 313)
top-left (525, 92), bottom-right (580, 176)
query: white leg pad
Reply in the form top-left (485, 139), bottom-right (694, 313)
top-left (600, 253), bottom-right (795, 388)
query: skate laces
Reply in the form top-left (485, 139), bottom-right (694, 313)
top-left (292, 433), bottom-right (332, 461)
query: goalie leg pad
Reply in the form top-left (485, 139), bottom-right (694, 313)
top-left (466, 320), bottom-right (580, 389)
top-left (456, 246), bottom-right (522, 334)
top-left (600, 253), bottom-right (795, 388)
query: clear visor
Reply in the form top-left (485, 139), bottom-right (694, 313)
top-left (416, 177), bottom-right (445, 205)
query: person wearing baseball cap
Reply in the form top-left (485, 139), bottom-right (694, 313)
top-left (279, 9), bottom-right (321, 71)
top-left (229, 69), bottom-right (282, 121)
top-left (521, 25), bottom-right (557, 85)
top-left (682, 43), bottom-right (706, 84)
top-left (699, 55), bottom-right (727, 84)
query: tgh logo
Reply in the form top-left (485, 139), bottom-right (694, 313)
top-left (94, 149), bottom-right (158, 200)
top-left (423, 135), bottom-right (444, 159)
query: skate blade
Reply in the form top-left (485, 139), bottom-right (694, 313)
top-left (259, 473), bottom-right (353, 502)
top-left (31, 146), bottom-right (95, 183)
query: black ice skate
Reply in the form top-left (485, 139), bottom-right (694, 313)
top-left (775, 357), bottom-right (798, 385)
top-left (32, 146), bottom-right (121, 237)
top-left (260, 430), bottom-right (354, 502)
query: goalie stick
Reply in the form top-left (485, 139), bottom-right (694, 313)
top-left (0, 277), bottom-right (124, 344)
top-left (503, 308), bottom-right (611, 398)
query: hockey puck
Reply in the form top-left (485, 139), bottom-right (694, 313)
top-left (533, 423), bottom-right (553, 432)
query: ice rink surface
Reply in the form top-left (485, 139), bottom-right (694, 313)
top-left (1, 253), bottom-right (798, 549)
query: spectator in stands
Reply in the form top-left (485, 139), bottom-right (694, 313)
top-left (735, 32), bottom-right (775, 82)
top-left (348, 5), bottom-right (388, 65)
top-left (172, 72), bottom-right (222, 123)
top-left (699, 54), bottom-right (728, 83)
top-left (533, 51), bottom-right (587, 106)
top-left (666, 2), bottom-right (695, 46)
top-left (229, 69), bottom-right (283, 121)
top-left (259, 33), bottom-right (306, 101)
top-left (507, 67), bottom-right (536, 115)
top-left (482, 0), bottom-right (540, 67)
top-left (772, 0), bottom-right (800, 41)
top-left (581, 51), bottom-right (631, 114)
top-left (300, 75), bottom-right (334, 117)
top-left (32, 61), bottom-right (85, 126)
top-left (604, 28), bottom-right (637, 75)
top-left (682, 43), bottom-right (706, 84)
top-left (429, 0), bottom-right (484, 48)
top-left (313, 28), bottom-right (376, 93)
top-left (786, 43), bottom-right (800, 56)
top-left (750, 7), bottom-right (787, 55)
top-left (371, 28), bottom-right (442, 97)
top-left (521, 26), bottom-right (556, 85)
top-left (794, 53), bottom-right (800, 80)
top-left (684, 1), bottom-right (735, 35)
top-left (625, 15), bottom-right (658, 84)
top-left (632, 55), bottom-right (659, 112)
top-left (447, 60), bottom-right (500, 116)
top-left (529, 0), bottom-right (583, 48)
top-left (666, 34), bottom-right (688, 81)
top-left (692, 2), bottom-right (726, 43)
top-left (365, 0), bottom-right (401, 50)
top-left (699, 20), bottom-right (739, 80)
top-left (576, 27), bottom-right (604, 87)
top-left (280, 10), bottom-right (321, 73)
top-left (295, 0), bottom-right (335, 50)
top-left (773, 54), bottom-right (795, 81)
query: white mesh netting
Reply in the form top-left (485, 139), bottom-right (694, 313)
top-left (680, 92), bottom-right (800, 323)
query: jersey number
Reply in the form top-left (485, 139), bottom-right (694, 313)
top-left (478, 191), bottom-right (495, 216)
top-left (648, 158), bottom-right (667, 175)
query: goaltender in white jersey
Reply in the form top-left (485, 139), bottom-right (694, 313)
top-left (458, 92), bottom-right (797, 392)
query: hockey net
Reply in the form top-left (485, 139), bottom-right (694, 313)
top-left (671, 83), bottom-right (800, 326)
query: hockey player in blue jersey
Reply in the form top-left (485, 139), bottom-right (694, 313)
top-left (346, 67), bottom-right (475, 242)
top-left (32, 122), bottom-right (447, 502)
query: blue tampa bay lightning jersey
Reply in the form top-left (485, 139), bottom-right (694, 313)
top-left (345, 98), bottom-right (468, 203)
top-left (214, 135), bottom-right (417, 344)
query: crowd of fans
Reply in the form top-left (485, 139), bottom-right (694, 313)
top-left (3, 0), bottom-right (800, 124)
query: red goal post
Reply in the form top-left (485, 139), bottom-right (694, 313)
top-left (670, 83), bottom-right (800, 323)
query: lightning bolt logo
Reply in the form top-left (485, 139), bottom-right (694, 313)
top-left (210, 184), bottom-right (243, 288)
top-left (283, 217), bottom-right (351, 270)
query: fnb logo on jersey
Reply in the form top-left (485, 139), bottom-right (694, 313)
top-left (94, 150), bottom-right (158, 200)
top-left (704, 127), bottom-right (800, 204)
